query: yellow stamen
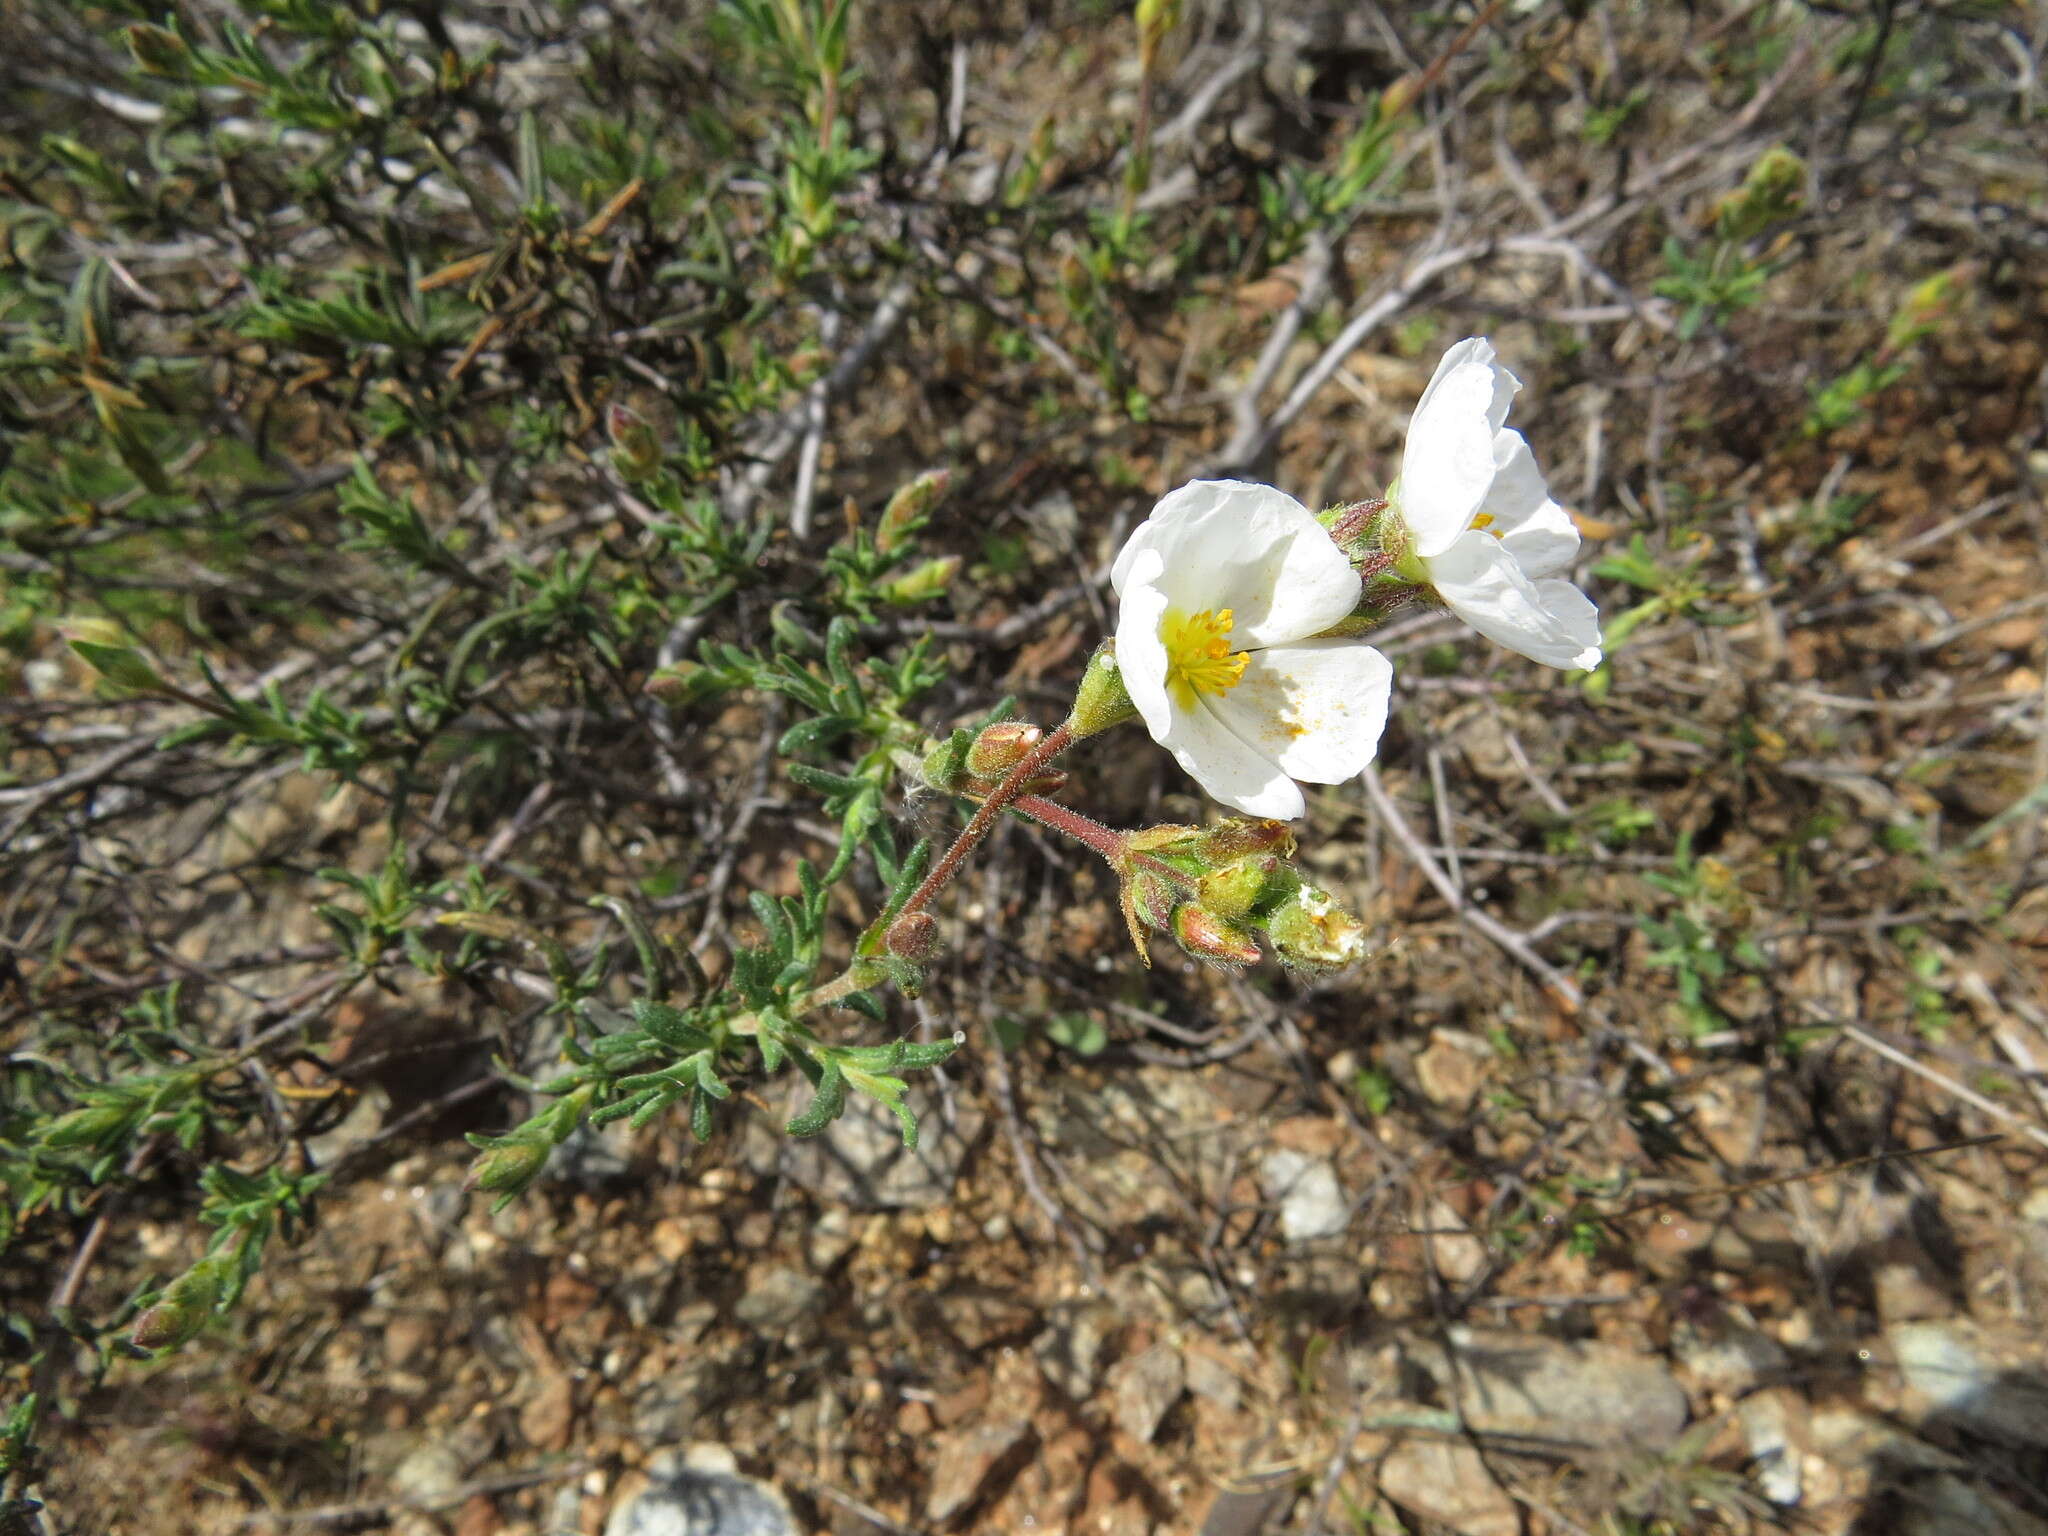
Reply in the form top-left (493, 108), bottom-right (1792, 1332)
top-left (1162, 607), bottom-right (1249, 708)
top-left (1471, 512), bottom-right (1496, 531)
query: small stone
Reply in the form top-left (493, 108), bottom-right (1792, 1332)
top-left (1873, 1260), bottom-right (1952, 1327)
top-left (454, 1492), bottom-right (501, 1536)
top-left (304, 1085), bottom-right (388, 1166)
top-left (1405, 1328), bottom-right (1688, 1448)
top-left (934, 1288), bottom-right (1037, 1351)
top-left (1258, 1150), bottom-right (1348, 1243)
top-left (1413, 1030), bottom-right (1488, 1109)
top-left (1808, 1404), bottom-right (1958, 1477)
top-left (672, 1301), bottom-right (716, 1344)
top-left (1675, 1321), bottom-right (1790, 1398)
top-left (771, 1092), bottom-right (984, 1210)
top-left (1034, 1301), bottom-right (1118, 1401)
top-left (546, 1119), bottom-right (636, 1186)
top-left (924, 1418), bottom-right (1034, 1524)
top-left (1196, 1472), bottom-right (1294, 1536)
top-left (1185, 1350), bottom-right (1241, 1413)
top-left (632, 1366), bottom-right (717, 1444)
top-left (806, 1209), bottom-right (858, 1271)
top-left (618, 1269), bottom-right (676, 1330)
top-left (1112, 1344), bottom-right (1185, 1445)
top-left (385, 1312), bottom-right (439, 1369)
top-left (603, 1449), bottom-right (795, 1536)
top-left (547, 1484), bottom-right (585, 1535)
top-left (1376, 1441), bottom-right (1518, 1536)
top-left (1414, 1197), bottom-right (1487, 1283)
top-left (1891, 1320), bottom-right (1990, 1417)
top-left (519, 1372), bottom-right (575, 1451)
top-left (1890, 1320), bottom-right (2048, 1445)
top-left (1738, 1388), bottom-right (1807, 1506)
top-left (733, 1267), bottom-right (825, 1339)
top-left (390, 1441), bottom-right (466, 1508)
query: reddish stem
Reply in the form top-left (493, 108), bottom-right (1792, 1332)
top-left (1013, 795), bottom-right (1201, 900)
top-left (1010, 794), bottom-right (1126, 862)
top-left (891, 721), bottom-right (1074, 928)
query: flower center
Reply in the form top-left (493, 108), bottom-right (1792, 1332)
top-left (1471, 511), bottom-right (1504, 538)
top-left (1161, 607), bottom-right (1249, 707)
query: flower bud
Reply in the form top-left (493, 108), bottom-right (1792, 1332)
top-left (1715, 145), bottom-right (1805, 243)
top-left (966, 722), bottom-right (1042, 779)
top-left (885, 910), bottom-right (939, 963)
top-left (1319, 496), bottom-right (1390, 553)
top-left (643, 661), bottom-right (718, 707)
top-left (606, 404), bottom-right (662, 482)
top-left (124, 23), bottom-right (191, 76)
top-left (1377, 72), bottom-right (1422, 122)
top-left (463, 1138), bottom-right (551, 1196)
top-left (1195, 853), bottom-right (1283, 920)
top-left (1065, 643), bottom-right (1138, 740)
top-left (880, 555), bottom-right (960, 607)
top-left (130, 1254), bottom-right (228, 1351)
top-left (1189, 817), bottom-right (1296, 866)
top-left (1135, 0), bottom-right (1182, 69)
top-left (1126, 818), bottom-right (1294, 885)
top-left (1264, 882), bottom-right (1368, 974)
top-left (63, 618), bottom-right (165, 694)
top-left (1124, 867), bottom-right (1180, 933)
top-left (876, 469), bottom-right (951, 555)
top-left (1171, 904), bottom-right (1260, 969)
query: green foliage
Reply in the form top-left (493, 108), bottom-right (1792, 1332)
top-left (1640, 834), bottom-right (1765, 1037)
top-left (1590, 533), bottom-right (1737, 657)
top-left (1654, 146), bottom-right (1806, 338)
top-left (0, 0), bottom-right (1019, 1373)
top-left (1256, 100), bottom-right (1404, 266)
top-left (1802, 265), bottom-right (1965, 436)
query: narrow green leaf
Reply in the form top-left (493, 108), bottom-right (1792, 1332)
top-left (785, 1059), bottom-right (846, 1137)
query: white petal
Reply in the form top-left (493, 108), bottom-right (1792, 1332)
top-left (1429, 531), bottom-right (1604, 670)
top-left (1417, 337), bottom-right (1487, 414)
top-left (1112, 555), bottom-right (1177, 743)
top-left (1209, 640), bottom-right (1392, 785)
top-left (1158, 695), bottom-right (1304, 819)
top-left (1417, 336), bottom-right (1519, 431)
top-left (1400, 360), bottom-right (1504, 558)
top-left (1531, 578), bottom-right (1604, 670)
top-left (1109, 479), bottom-right (1357, 645)
top-left (1485, 430), bottom-right (1579, 579)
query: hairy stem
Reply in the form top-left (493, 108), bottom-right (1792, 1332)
top-left (1010, 793), bottom-right (1126, 862)
top-left (890, 720), bottom-right (1074, 929)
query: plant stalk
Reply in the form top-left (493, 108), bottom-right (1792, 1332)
top-left (889, 720), bottom-right (1074, 930)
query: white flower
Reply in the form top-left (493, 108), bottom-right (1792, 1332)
top-left (1396, 337), bottom-right (1603, 670)
top-left (1111, 480), bottom-right (1392, 820)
